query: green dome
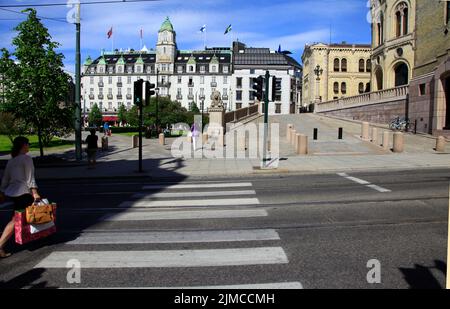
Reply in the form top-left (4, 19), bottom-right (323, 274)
top-left (135, 55), bottom-right (144, 64)
top-left (83, 56), bottom-right (93, 65)
top-left (98, 56), bottom-right (106, 65)
top-left (159, 16), bottom-right (174, 32)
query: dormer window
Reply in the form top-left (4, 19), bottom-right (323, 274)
top-left (211, 66), bottom-right (217, 73)
top-left (223, 66), bottom-right (229, 74)
top-left (99, 67), bottom-right (104, 73)
top-left (189, 65), bottom-right (194, 72)
top-left (136, 66), bottom-right (142, 73)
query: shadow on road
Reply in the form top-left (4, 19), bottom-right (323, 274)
top-left (399, 260), bottom-right (447, 289)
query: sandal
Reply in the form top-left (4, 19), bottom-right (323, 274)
top-left (0, 249), bottom-right (11, 259)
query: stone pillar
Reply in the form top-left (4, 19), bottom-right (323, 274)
top-left (297, 134), bottom-right (308, 155)
top-left (393, 132), bottom-right (404, 153)
top-left (132, 135), bottom-right (139, 148)
top-left (287, 124), bottom-right (293, 142)
top-left (372, 127), bottom-right (378, 145)
top-left (436, 136), bottom-right (446, 152)
top-left (361, 122), bottom-right (370, 141)
top-left (159, 133), bottom-right (165, 146)
top-left (291, 129), bottom-right (297, 145)
top-left (294, 133), bottom-right (299, 150)
top-left (382, 131), bottom-right (390, 151)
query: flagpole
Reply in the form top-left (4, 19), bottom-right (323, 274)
top-left (111, 26), bottom-right (114, 52)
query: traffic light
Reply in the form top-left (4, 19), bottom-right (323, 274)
top-left (145, 81), bottom-right (156, 106)
top-left (252, 76), bottom-right (264, 101)
top-left (134, 79), bottom-right (144, 106)
top-left (271, 77), bottom-right (281, 102)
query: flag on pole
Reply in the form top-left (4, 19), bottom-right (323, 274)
top-left (140, 28), bottom-right (143, 39)
top-left (277, 44), bottom-right (282, 53)
top-left (224, 24), bottom-right (232, 35)
top-left (107, 27), bottom-right (113, 39)
top-left (200, 25), bottom-right (206, 33)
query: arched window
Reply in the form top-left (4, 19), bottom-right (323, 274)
top-left (366, 59), bottom-right (372, 73)
top-left (377, 12), bottom-right (384, 45)
top-left (394, 62), bottom-right (409, 87)
top-left (341, 82), bottom-right (347, 94)
top-left (375, 68), bottom-right (383, 90)
top-left (366, 83), bottom-right (371, 93)
top-left (341, 59), bottom-right (347, 72)
top-left (359, 59), bottom-right (365, 72)
top-left (395, 2), bottom-right (409, 37)
top-left (334, 59), bottom-right (340, 72)
top-left (359, 82), bottom-right (364, 94)
top-left (333, 82), bottom-right (339, 94)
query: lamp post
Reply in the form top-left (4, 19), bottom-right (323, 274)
top-left (156, 68), bottom-right (159, 132)
top-left (314, 65), bottom-right (323, 104)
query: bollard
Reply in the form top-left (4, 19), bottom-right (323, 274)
top-left (382, 131), bottom-right (390, 151)
top-left (202, 133), bottom-right (209, 144)
top-left (297, 134), bottom-right (308, 155)
top-left (372, 127), bottom-right (378, 146)
top-left (101, 136), bottom-right (108, 151)
top-left (291, 130), bottom-right (297, 145)
top-left (393, 132), bottom-right (404, 153)
top-left (313, 128), bottom-right (318, 140)
top-left (287, 124), bottom-right (293, 142)
top-left (294, 133), bottom-right (299, 150)
top-left (338, 128), bottom-right (343, 140)
top-left (132, 135), bottom-right (139, 148)
top-left (159, 133), bottom-right (165, 146)
top-left (436, 136), bottom-right (447, 152)
top-left (361, 122), bottom-right (370, 141)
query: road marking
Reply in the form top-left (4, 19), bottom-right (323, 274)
top-left (337, 173), bottom-right (391, 193)
top-left (0, 202), bottom-right (13, 209)
top-left (65, 282), bottom-right (303, 289)
top-left (65, 229), bottom-right (280, 245)
top-left (345, 176), bottom-right (371, 185)
top-left (142, 183), bottom-right (253, 190)
top-left (34, 247), bottom-right (288, 268)
top-left (133, 190), bottom-right (256, 199)
top-left (119, 198), bottom-right (260, 208)
top-left (100, 209), bottom-right (268, 221)
top-left (367, 184), bottom-right (392, 193)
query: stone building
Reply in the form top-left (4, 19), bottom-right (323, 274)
top-left (370, 0), bottom-right (416, 91)
top-left (81, 17), bottom-right (302, 123)
top-left (408, 0), bottom-right (450, 135)
top-left (301, 43), bottom-right (372, 108)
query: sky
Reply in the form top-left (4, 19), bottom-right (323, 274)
top-left (0, 0), bottom-right (372, 75)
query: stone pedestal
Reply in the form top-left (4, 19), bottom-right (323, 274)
top-left (382, 131), bottom-right (390, 151)
top-left (297, 134), bottom-right (308, 155)
top-left (159, 133), bottom-right (165, 146)
top-left (287, 124), bottom-right (293, 142)
top-left (291, 130), bottom-right (297, 145)
top-left (393, 132), bottom-right (404, 153)
top-left (436, 136), bottom-right (446, 152)
top-left (361, 122), bottom-right (370, 141)
top-left (372, 127), bottom-right (378, 145)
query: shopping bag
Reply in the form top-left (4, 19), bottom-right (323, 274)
top-left (26, 202), bottom-right (54, 225)
top-left (15, 203), bottom-right (57, 245)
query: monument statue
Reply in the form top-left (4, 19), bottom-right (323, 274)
top-left (210, 90), bottom-right (223, 109)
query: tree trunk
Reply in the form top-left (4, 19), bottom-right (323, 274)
top-left (37, 124), bottom-right (44, 157)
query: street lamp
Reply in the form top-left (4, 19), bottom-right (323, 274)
top-left (314, 65), bottom-right (323, 103)
top-left (156, 68), bottom-right (160, 132)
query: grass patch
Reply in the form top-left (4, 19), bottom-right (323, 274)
top-left (0, 135), bottom-right (74, 154)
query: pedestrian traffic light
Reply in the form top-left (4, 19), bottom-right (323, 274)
top-left (134, 79), bottom-right (144, 106)
top-left (145, 81), bottom-right (156, 106)
top-left (271, 76), bottom-right (282, 102)
top-left (252, 76), bottom-right (264, 101)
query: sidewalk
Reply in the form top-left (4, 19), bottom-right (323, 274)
top-left (0, 118), bottom-right (449, 181)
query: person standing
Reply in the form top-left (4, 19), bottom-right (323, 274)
top-left (0, 137), bottom-right (40, 258)
top-left (103, 122), bottom-right (110, 136)
top-left (191, 123), bottom-right (200, 151)
top-left (85, 129), bottom-right (99, 168)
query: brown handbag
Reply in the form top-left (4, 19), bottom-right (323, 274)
top-left (25, 203), bottom-right (55, 225)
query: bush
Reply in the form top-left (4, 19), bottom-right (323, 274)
top-left (110, 127), bottom-right (139, 133)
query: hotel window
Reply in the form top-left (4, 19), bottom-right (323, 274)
top-left (90, 77), bottom-right (94, 84)
top-left (188, 77), bottom-right (194, 86)
top-left (108, 102), bottom-right (112, 110)
top-left (395, 3), bottom-right (409, 37)
top-left (177, 88), bottom-right (182, 95)
top-left (90, 88), bottom-right (94, 95)
top-left (341, 59), bottom-right (347, 72)
top-left (212, 76), bottom-right (216, 83)
top-left (127, 88), bottom-right (131, 95)
top-left (249, 90), bottom-right (255, 101)
top-left (419, 83), bottom-right (426, 96)
top-left (177, 66), bottom-right (183, 73)
top-left (236, 90), bottom-right (242, 101)
top-left (118, 77), bottom-right (122, 83)
top-left (99, 67), bottom-right (104, 73)
top-left (223, 88), bottom-right (228, 96)
top-left (359, 82), bottom-right (364, 94)
top-left (189, 88), bottom-right (193, 96)
top-left (359, 59), bottom-right (365, 73)
top-left (189, 65), bottom-right (194, 72)
top-left (127, 102), bottom-right (131, 109)
top-left (236, 77), bottom-right (242, 88)
top-left (108, 88), bottom-right (112, 95)
top-left (178, 76), bottom-right (182, 84)
top-left (211, 65), bottom-right (217, 73)
top-left (127, 76), bottom-right (131, 84)
top-left (446, 1), bottom-right (450, 24)
top-left (200, 88), bottom-right (204, 97)
top-left (200, 66), bottom-right (206, 73)
top-left (250, 69), bottom-right (255, 74)
top-left (99, 102), bottom-right (103, 110)
top-left (341, 82), bottom-right (347, 94)
top-left (108, 76), bottom-right (113, 84)
top-left (223, 76), bottom-right (228, 84)
top-left (236, 103), bottom-right (242, 109)
top-left (127, 66), bottom-right (132, 73)
top-left (99, 87), bottom-right (103, 94)
top-left (333, 82), bottom-right (339, 94)
top-left (223, 66), bottom-right (229, 73)
top-left (136, 66), bottom-right (142, 73)
top-left (118, 88), bottom-right (122, 95)
top-left (117, 66), bottom-right (123, 73)
top-left (200, 76), bottom-right (205, 84)
top-left (334, 59), bottom-right (340, 72)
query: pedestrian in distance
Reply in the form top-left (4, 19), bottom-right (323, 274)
top-left (0, 137), bottom-right (41, 258)
top-left (103, 122), bottom-right (111, 137)
top-left (191, 122), bottom-right (200, 151)
top-left (85, 129), bottom-right (99, 169)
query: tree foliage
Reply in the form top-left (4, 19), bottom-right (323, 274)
top-left (0, 9), bottom-right (74, 156)
top-left (88, 103), bottom-right (103, 127)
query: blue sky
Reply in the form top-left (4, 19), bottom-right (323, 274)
top-left (0, 0), bottom-right (372, 74)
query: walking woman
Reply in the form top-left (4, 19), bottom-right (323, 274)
top-left (0, 137), bottom-right (40, 258)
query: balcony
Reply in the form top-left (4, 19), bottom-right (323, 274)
top-left (117, 82), bottom-right (123, 88)
top-left (89, 94), bottom-right (94, 100)
top-left (222, 95), bottom-right (229, 101)
top-left (188, 94), bottom-right (194, 100)
top-left (157, 82), bottom-right (171, 88)
top-left (107, 94), bottom-right (113, 100)
top-left (211, 82), bottom-right (217, 87)
top-left (116, 95), bottom-right (123, 100)
top-left (199, 95), bottom-right (205, 100)
top-left (176, 94), bottom-right (183, 100)
top-left (98, 82), bottom-right (104, 87)
top-left (188, 83), bottom-right (194, 88)
top-left (126, 94), bottom-right (132, 100)
top-left (98, 94), bottom-right (104, 100)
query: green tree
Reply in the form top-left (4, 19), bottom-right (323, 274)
top-left (0, 112), bottom-right (27, 142)
top-left (126, 105), bottom-right (139, 127)
top-left (88, 103), bottom-right (103, 127)
top-left (117, 104), bottom-right (127, 125)
top-left (0, 9), bottom-right (74, 156)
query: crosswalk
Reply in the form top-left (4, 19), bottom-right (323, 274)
top-left (32, 181), bottom-right (302, 289)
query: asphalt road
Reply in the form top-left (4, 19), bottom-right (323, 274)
top-left (0, 168), bottom-right (448, 289)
